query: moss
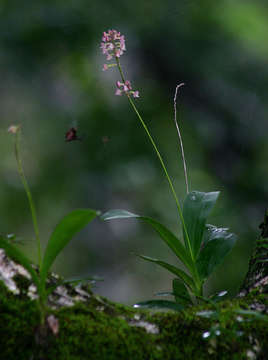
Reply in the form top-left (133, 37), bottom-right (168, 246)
top-left (0, 278), bottom-right (267, 360)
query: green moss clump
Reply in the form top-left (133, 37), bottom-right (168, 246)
top-left (0, 278), bottom-right (267, 360)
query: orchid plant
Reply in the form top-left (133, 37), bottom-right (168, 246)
top-left (0, 125), bottom-right (98, 323)
top-left (100, 30), bottom-right (237, 310)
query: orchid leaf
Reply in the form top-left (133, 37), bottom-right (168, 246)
top-left (172, 278), bottom-right (193, 305)
top-left (40, 209), bottom-right (98, 291)
top-left (101, 209), bottom-right (193, 271)
top-left (197, 228), bottom-right (236, 280)
top-left (0, 236), bottom-right (39, 288)
top-left (202, 224), bottom-right (230, 247)
top-left (137, 254), bottom-right (194, 289)
top-left (183, 191), bottom-right (220, 259)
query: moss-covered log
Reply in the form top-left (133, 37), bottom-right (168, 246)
top-left (0, 214), bottom-right (267, 360)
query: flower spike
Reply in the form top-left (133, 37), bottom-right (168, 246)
top-left (115, 80), bottom-right (139, 98)
top-left (100, 30), bottom-right (126, 61)
top-left (101, 30), bottom-right (140, 98)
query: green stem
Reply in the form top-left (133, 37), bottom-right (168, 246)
top-left (115, 58), bottom-right (194, 261)
top-left (14, 129), bottom-right (42, 268)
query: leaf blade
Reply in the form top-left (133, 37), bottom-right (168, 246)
top-left (0, 237), bottom-right (39, 288)
top-left (197, 229), bottom-right (236, 280)
top-left (40, 209), bottom-right (98, 288)
top-left (137, 254), bottom-right (194, 289)
top-left (101, 209), bottom-right (193, 271)
top-left (183, 191), bottom-right (220, 259)
top-left (172, 278), bottom-right (193, 305)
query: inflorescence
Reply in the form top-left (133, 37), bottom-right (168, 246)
top-left (101, 29), bottom-right (139, 98)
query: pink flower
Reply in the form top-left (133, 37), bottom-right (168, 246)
top-left (132, 91), bottom-right (139, 98)
top-left (102, 64), bottom-right (108, 71)
top-left (100, 30), bottom-right (126, 61)
top-left (8, 125), bottom-right (20, 134)
top-left (115, 80), bottom-right (139, 98)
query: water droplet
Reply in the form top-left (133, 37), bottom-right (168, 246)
top-left (202, 331), bottom-right (210, 339)
top-left (218, 290), bottom-right (228, 297)
top-left (133, 304), bottom-right (140, 308)
top-left (215, 330), bottom-right (221, 336)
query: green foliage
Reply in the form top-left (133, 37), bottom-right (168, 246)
top-left (2, 127), bottom-right (99, 322)
top-left (0, 235), bottom-right (39, 288)
top-left (172, 278), bottom-right (193, 306)
top-left (182, 191), bottom-right (219, 259)
top-left (40, 209), bottom-right (99, 298)
top-left (102, 191), bottom-right (236, 310)
top-left (0, 209), bottom-right (98, 319)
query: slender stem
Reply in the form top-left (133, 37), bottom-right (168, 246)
top-left (128, 95), bottom-right (182, 215)
top-left (173, 84), bottom-right (189, 194)
top-left (14, 129), bottom-right (42, 268)
top-left (116, 58), bottom-right (126, 83)
top-left (115, 58), bottom-right (194, 261)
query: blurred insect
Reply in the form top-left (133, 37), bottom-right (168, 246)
top-left (101, 135), bottom-right (110, 145)
top-left (65, 127), bottom-right (82, 142)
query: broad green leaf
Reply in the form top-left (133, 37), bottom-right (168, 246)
top-left (40, 209), bottom-right (98, 289)
top-left (183, 191), bottom-right (220, 259)
top-left (101, 209), bottom-right (193, 271)
top-left (0, 237), bottom-right (39, 288)
top-left (202, 224), bottom-right (230, 247)
top-left (134, 299), bottom-right (184, 312)
top-left (137, 254), bottom-right (194, 289)
top-left (197, 230), bottom-right (236, 280)
top-left (172, 278), bottom-right (192, 305)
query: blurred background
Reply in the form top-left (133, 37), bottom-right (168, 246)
top-left (0, 0), bottom-right (267, 304)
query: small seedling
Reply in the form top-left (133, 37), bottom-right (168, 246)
top-left (100, 30), bottom-right (237, 310)
top-left (1, 125), bottom-right (98, 323)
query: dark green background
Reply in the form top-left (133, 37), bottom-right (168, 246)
top-left (0, 0), bottom-right (267, 304)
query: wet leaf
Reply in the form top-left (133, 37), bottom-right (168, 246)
top-left (197, 230), bottom-right (236, 280)
top-left (183, 191), bottom-right (219, 259)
